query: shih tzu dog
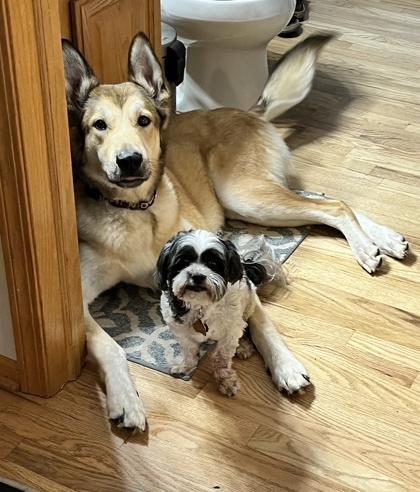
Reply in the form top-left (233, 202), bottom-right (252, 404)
top-left (156, 229), bottom-right (280, 396)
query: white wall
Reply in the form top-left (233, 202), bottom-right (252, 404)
top-left (0, 237), bottom-right (16, 360)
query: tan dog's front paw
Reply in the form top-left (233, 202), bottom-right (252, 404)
top-left (268, 357), bottom-right (311, 394)
top-left (107, 388), bottom-right (147, 432)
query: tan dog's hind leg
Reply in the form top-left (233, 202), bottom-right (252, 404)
top-left (223, 185), bottom-right (384, 274)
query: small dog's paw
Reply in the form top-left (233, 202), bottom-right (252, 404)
top-left (218, 376), bottom-right (241, 397)
top-left (269, 358), bottom-right (311, 394)
top-left (107, 389), bottom-right (147, 432)
top-left (235, 336), bottom-right (255, 360)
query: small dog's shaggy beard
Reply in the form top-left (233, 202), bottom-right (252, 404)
top-left (171, 267), bottom-right (227, 308)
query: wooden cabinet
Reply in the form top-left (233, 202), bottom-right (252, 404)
top-left (60, 0), bottom-right (161, 83)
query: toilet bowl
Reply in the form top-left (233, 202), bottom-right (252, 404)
top-left (161, 0), bottom-right (296, 112)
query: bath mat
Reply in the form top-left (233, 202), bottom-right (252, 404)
top-left (90, 223), bottom-right (317, 381)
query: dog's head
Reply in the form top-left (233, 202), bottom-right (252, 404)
top-left (156, 230), bottom-right (244, 307)
top-left (62, 33), bottom-right (171, 201)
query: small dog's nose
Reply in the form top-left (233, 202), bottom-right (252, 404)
top-left (116, 152), bottom-right (143, 174)
top-left (191, 274), bottom-right (206, 284)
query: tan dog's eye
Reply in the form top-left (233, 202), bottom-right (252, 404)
top-left (93, 119), bottom-right (107, 131)
top-left (137, 115), bottom-right (151, 127)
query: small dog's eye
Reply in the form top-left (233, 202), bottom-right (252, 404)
top-left (137, 115), bottom-right (151, 127)
top-left (174, 257), bottom-right (190, 270)
top-left (93, 119), bottom-right (107, 131)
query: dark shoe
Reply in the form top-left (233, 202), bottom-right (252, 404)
top-left (294, 0), bottom-right (306, 20)
top-left (278, 16), bottom-right (301, 38)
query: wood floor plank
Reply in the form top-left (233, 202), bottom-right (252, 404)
top-left (223, 350), bottom-right (420, 434)
top-left (264, 277), bottom-right (420, 350)
top-left (198, 377), bottom-right (420, 488)
top-left (284, 249), bottom-right (419, 313)
top-left (347, 332), bottom-right (420, 371)
top-left (411, 374), bottom-right (420, 392)
top-left (0, 383), bottom-right (359, 492)
top-left (6, 439), bottom-right (212, 492)
top-left (0, 460), bottom-right (75, 492)
top-left (287, 335), bottom-right (418, 390)
top-left (43, 367), bottom-right (260, 447)
top-left (0, 424), bottom-right (23, 459)
top-left (248, 425), bottom-right (407, 492)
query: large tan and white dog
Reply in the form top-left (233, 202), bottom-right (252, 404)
top-left (62, 33), bottom-right (408, 432)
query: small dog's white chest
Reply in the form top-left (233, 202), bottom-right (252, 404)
top-left (171, 283), bottom-right (253, 343)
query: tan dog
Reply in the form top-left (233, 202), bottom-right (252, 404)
top-left (62, 33), bottom-right (408, 432)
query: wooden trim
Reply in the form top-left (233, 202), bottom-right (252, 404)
top-left (59, 0), bottom-right (73, 40)
top-left (0, 355), bottom-right (19, 392)
top-left (150, 0), bottom-right (162, 61)
top-left (0, 0), bottom-right (85, 397)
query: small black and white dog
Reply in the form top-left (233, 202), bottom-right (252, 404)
top-left (156, 229), bottom-right (273, 396)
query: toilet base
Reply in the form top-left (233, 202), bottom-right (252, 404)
top-left (176, 44), bottom-right (269, 112)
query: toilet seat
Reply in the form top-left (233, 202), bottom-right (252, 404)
top-left (162, 0), bottom-right (292, 23)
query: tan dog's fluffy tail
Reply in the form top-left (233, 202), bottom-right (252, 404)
top-left (250, 34), bottom-right (333, 122)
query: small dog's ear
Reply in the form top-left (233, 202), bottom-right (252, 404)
top-left (243, 263), bottom-right (268, 287)
top-left (62, 39), bottom-right (99, 124)
top-left (128, 32), bottom-right (172, 126)
top-left (155, 240), bottom-right (174, 291)
top-left (224, 240), bottom-right (244, 284)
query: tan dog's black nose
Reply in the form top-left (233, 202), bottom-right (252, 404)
top-left (117, 152), bottom-right (143, 174)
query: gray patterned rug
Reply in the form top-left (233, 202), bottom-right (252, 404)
top-left (89, 214), bottom-right (314, 380)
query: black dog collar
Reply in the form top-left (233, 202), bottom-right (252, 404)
top-left (85, 186), bottom-right (156, 210)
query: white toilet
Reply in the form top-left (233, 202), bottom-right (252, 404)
top-left (161, 0), bottom-right (296, 112)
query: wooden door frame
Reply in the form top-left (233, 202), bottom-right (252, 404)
top-left (0, 0), bottom-right (85, 396)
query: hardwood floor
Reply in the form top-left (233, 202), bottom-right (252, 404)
top-left (1, 0), bottom-right (419, 490)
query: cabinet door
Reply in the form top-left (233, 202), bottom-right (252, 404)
top-left (71, 0), bottom-right (161, 84)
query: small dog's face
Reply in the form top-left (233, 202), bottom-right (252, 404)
top-left (156, 230), bottom-right (243, 307)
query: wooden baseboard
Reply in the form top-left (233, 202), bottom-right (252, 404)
top-left (0, 354), bottom-right (20, 392)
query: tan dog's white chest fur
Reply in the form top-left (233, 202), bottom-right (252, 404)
top-left (76, 175), bottom-right (187, 290)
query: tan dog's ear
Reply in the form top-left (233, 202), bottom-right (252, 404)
top-left (250, 34), bottom-right (334, 121)
top-left (128, 32), bottom-right (172, 125)
top-left (61, 39), bottom-right (99, 124)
